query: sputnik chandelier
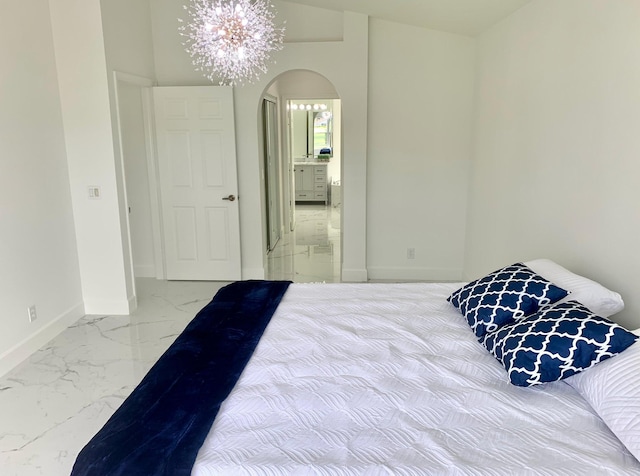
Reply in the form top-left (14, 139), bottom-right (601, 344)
top-left (180, 0), bottom-right (285, 86)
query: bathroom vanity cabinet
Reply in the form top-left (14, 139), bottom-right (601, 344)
top-left (294, 163), bottom-right (327, 203)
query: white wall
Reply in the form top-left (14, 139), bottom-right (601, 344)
top-left (270, 70), bottom-right (340, 99)
top-left (275, 1), bottom-right (344, 42)
top-left (49, 0), bottom-right (134, 314)
top-left (0, 0), bottom-right (84, 375)
top-left (367, 18), bottom-right (476, 281)
top-left (47, 0), bottom-right (158, 316)
top-left (466, 0), bottom-right (640, 328)
top-left (100, 0), bottom-right (157, 80)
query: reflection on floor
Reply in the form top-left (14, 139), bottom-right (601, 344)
top-left (267, 203), bottom-right (341, 283)
top-left (0, 279), bottom-right (229, 476)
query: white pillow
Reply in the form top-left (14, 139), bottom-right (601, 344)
top-left (525, 259), bottom-right (624, 317)
top-left (566, 341), bottom-right (640, 461)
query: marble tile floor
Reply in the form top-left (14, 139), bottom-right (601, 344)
top-left (0, 204), bottom-right (340, 475)
top-left (0, 279), bottom-right (230, 476)
top-left (266, 203), bottom-right (341, 283)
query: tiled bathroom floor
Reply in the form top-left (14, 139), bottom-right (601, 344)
top-left (266, 203), bottom-right (341, 282)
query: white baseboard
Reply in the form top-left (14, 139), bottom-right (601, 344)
top-left (367, 266), bottom-right (463, 282)
top-left (83, 296), bottom-right (136, 315)
top-left (127, 294), bottom-right (137, 313)
top-left (0, 302), bottom-right (85, 378)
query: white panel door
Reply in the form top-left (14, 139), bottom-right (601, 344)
top-left (153, 86), bottom-right (241, 280)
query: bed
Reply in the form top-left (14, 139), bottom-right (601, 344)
top-left (72, 260), bottom-right (640, 475)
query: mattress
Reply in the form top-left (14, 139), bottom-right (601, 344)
top-left (192, 283), bottom-right (640, 475)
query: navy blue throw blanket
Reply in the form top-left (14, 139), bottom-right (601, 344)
top-left (71, 280), bottom-right (291, 476)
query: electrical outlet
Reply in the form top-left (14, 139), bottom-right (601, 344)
top-left (407, 248), bottom-right (416, 260)
top-left (28, 305), bottom-right (37, 323)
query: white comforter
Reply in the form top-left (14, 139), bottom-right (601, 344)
top-left (193, 283), bottom-right (640, 475)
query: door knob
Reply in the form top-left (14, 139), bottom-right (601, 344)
top-left (222, 194), bottom-right (236, 202)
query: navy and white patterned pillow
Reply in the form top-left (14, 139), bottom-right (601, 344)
top-left (448, 263), bottom-right (569, 337)
top-left (480, 300), bottom-right (638, 387)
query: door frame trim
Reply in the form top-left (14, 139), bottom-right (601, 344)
top-left (113, 71), bottom-right (165, 280)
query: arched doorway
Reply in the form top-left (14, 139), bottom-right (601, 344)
top-left (260, 70), bottom-right (342, 282)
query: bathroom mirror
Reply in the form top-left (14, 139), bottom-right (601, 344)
top-left (289, 100), bottom-right (333, 160)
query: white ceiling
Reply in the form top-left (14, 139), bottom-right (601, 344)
top-left (280, 0), bottom-right (532, 37)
